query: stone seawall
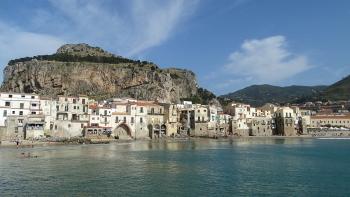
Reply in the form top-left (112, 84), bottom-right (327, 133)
top-left (306, 130), bottom-right (350, 137)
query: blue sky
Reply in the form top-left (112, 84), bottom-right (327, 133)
top-left (0, 0), bottom-right (349, 95)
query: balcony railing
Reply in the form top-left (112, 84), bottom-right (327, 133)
top-left (147, 112), bottom-right (165, 115)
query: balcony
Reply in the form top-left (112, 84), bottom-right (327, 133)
top-left (147, 112), bottom-right (165, 115)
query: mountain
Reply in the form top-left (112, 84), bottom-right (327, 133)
top-left (321, 75), bottom-right (350, 100)
top-left (220, 84), bottom-right (327, 106)
top-left (1, 43), bottom-right (201, 103)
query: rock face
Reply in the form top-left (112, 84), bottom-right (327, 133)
top-left (1, 44), bottom-right (198, 103)
top-left (56, 43), bottom-right (115, 57)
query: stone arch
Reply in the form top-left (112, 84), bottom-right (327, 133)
top-left (154, 124), bottom-right (160, 137)
top-left (148, 124), bottom-right (153, 139)
top-left (114, 123), bottom-right (132, 139)
top-left (161, 124), bottom-right (167, 136)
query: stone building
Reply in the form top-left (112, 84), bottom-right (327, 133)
top-left (229, 103), bottom-right (256, 136)
top-left (52, 96), bottom-right (90, 137)
top-left (160, 103), bottom-right (178, 137)
top-left (193, 105), bottom-right (210, 137)
top-left (111, 99), bottom-right (148, 139)
top-left (85, 98), bottom-right (149, 139)
top-left (274, 107), bottom-right (298, 136)
top-left (250, 116), bottom-right (273, 136)
top-left (310, 114), bottom-right (350, 128)
top-left (142, 101), bottom-right (166, 139)
top-left (24, 115), bottom-right (45, 139)
top-left (232, 118), bottom-right (250, 136)
top-left (217, 113), bottom-right (231, 136)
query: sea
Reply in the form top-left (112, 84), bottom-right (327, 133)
top-left (1, 138), bottom-right (350, 196)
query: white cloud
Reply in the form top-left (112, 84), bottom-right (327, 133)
top-left (46, 0), bottom-right (197, 56)
top-left (224, 35), bottom-right (312, 83)
top-left (0, 22), bottom-right (64, 80)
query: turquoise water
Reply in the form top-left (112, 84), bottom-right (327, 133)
top-left (1, 138), bottom-right (350, 196)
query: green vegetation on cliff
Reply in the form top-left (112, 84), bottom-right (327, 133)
top-left (181, 88), bottom-right (217, 105)
top-left (8, 53), bottom-right (157, 69)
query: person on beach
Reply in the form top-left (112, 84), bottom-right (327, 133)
top-left (16, 139), bottom-right (20, 149)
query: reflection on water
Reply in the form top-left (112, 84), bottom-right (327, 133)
top-left (0, 138), bottom-right (349, 196)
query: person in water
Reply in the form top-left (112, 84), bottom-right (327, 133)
top-left (20, 152), bottom-right (38, 158)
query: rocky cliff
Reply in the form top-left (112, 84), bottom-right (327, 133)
top-left (1, 44), bottom-right (198, 103)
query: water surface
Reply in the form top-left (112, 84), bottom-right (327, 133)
top-left (1, 138), bottom-right (349, 196)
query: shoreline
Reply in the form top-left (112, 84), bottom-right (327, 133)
top-left (1, 135), bottom-right (348, 148)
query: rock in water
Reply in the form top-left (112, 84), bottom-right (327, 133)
top-left (0, 43), bottom-right (198, 103)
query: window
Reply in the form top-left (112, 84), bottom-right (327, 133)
top-left (9, 95), bottom-right (12, 98)
top-left (160, 109), bottom-right (162, 114)
top-left (19, 119), bottom-right (23, 123)
top-left (31, 96), bottom-right (35, 99)
top-left (68, 124), bottom-right (71, 128)
top-left (198, 110), bottom-right (200, 113)
top-left (82, 99), bottom-right (86, 104)
top-left (104, 110), bottom-right (107, 115)
top-left (5, 102), bottom-right (10, 107)
top-left (21, 95), bottom-right (25, 98)
top-left (140, 117), bottom-right (143, 123)
top-left (20, 103), bottom-right (24, 109)
top-left (3, 110), bottom-right (7, 117)
top-left (115, 117), bottom-right (119, 123)
top-left (151, 108), bottom-right (154, 114)
top-left (74, 106), bottom-right (76, 109)
top-left (140, 107), bottom-right (144, 113)
top-left (55, 125), bottom-right (57, 130)
top-left (19, 111), bottom-right (23, 116)
top-left (12, 111), bottom-right (15, 115)
top-left (32, 103), bottom-right (37, 107)
top-left (198, 117), bottom-right (200, 121)
top-left (131, 117), bottom-right (134, 123)
top-left (73, 99), bottom-right (76, 104)
top-left (123, 117), bottom-right (126, 122)
top-left (81, 124), bottom-right (84, 128)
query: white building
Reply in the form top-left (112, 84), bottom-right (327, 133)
top-left (0, 92), bottom-right (41, 127)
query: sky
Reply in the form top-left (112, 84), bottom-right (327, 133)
top-left (0, 0), bottom-right (349, 95)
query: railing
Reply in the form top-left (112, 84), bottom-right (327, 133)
top-left (147, 112), bottom-right (165, 115)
